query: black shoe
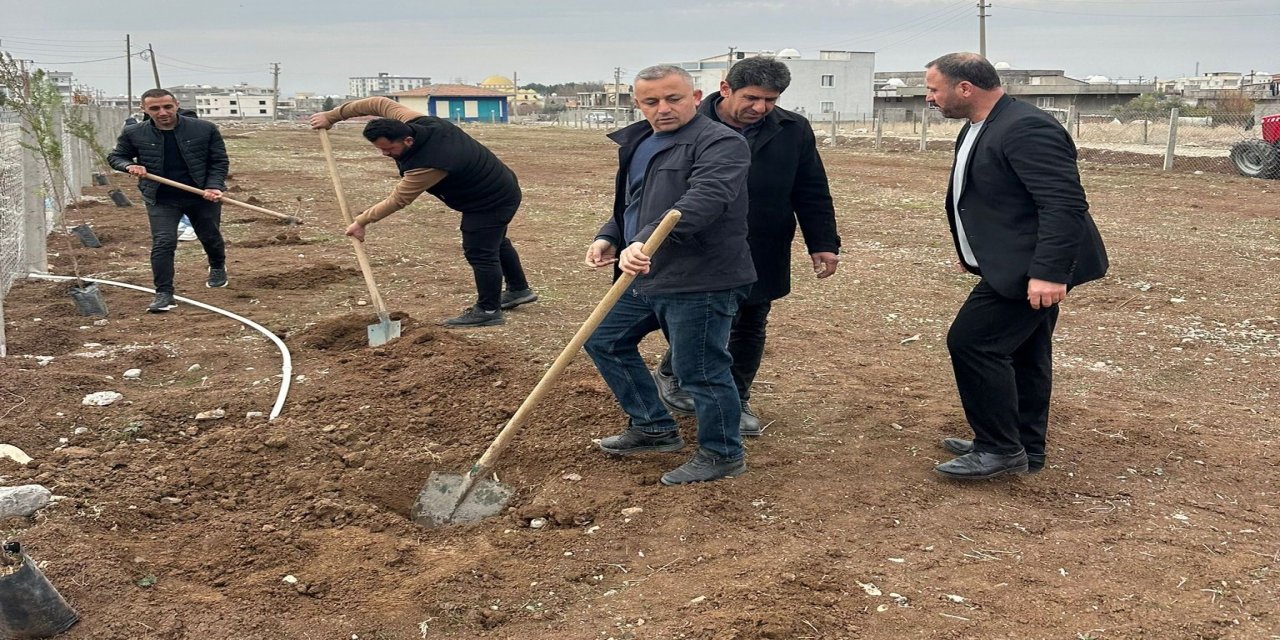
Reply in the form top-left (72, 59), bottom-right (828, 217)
top-left (442, 306), bottom-right (504, 327)
top-left (500, 288), bottom-right (538, 310)
top-left (934, 450), bottom-right (1029, 480)
top-left (597, 428), bottom-right (685, 456)
top-left (661, 449), bottom-right (746, 485)
top-left (740, 402), bottom-right (764, 437)
top-left (206, 267), bottom-right (228, 288)
top-left (652, 369), bottom-right (695, 417)
top-left (147, 291), bottom-right (177, 313)
top-left (941, 438), bottom-right (1044, 473)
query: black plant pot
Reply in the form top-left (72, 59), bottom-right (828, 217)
top-left (92, 172), bottom-right (109, 186)
top-left (68, 282), bottom-right (108, 317)
top-left (0, 542), bottom-right (80, 639)
top-left (70, 224), bottom-right (101, 248)
top-left (108, 189), bottom-right (132, 207)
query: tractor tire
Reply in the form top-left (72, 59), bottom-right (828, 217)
top-left (1229, 139), bottom-right (1280, 179)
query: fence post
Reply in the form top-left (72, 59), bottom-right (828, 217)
top-left (1142, 118), bottom-right (1148, 145)
top-left (1067, 105), bottom-right (1079, 139)
top-left (1164, 107), bottom-right (1179, 171)
top-left (919, 111), bottom-right (929, 151)
top-left (20, 125), bottom-right (47, 274)
top-left (874, 114), bottom-right (883, 151)
top-left (830, 110), bottom-right (837, 141)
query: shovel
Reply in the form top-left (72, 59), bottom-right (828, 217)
top-left (318, 129), bottom-right (401, 347)
top-left (140, 173), bottom-right (302, 224)
top-left (410, 209), bottom-right (683, 528)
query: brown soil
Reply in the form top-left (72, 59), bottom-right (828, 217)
top-left (1, 125), bottom-right (1276, 640)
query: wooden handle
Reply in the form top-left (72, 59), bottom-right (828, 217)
top-left (139, 173), bottom-right (297, 222)
top-left (318, 129), bottom-right (389, 315)
top-left (471, 210), bottom-right (683, 473)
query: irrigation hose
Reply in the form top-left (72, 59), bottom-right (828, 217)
top-left (26, 273), bottom-right (293, 421)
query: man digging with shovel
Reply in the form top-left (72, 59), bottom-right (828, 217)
top-left (309, 98), bottom-right (536, 327)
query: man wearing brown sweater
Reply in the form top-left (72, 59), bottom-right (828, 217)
top-left (310, 97), bottom-right (536, 327)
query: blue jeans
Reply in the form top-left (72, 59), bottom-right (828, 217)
top-left (585, 284), bottom-right (749, 461)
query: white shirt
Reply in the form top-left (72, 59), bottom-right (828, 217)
top-left (951, 121), bottom-right (985, 269)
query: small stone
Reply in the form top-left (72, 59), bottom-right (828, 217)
top-left (246, 411), bottom-right (265, 420)
top-left (123, 369), bottom-right (142, 379)
top-left (196, 409), bottom-right (226, 421)
top-left (529, 518), bottom-right (547, 529)
top-left (93, 319), bottom-right (109, 326)
top-left (82, 391), bottom-right (123, 406)
top-left (689, 595), bottom-right (707, 604)
top-left (944, 594), bottom-right (966, 603)
top-left (73, 427), bottom-right (89, 435)
top-left (161, 497), bottom-right (183, 504)
top-left (0, 444), bottom-right (33, 465)
top-left (265, 436), bottom-right (288, 449)
top-left (561, 473), bottom-right (582, 482)
top-left (188, 364), bottom-right (202, 372)
top-left (876, 604), bottom-right (890, 613)
top-left (621, 507), bottom-right (643, 517)
top-left (282, 575), bottom-right (298, 584)
top-left (356, 300), bottom-right (368, 306)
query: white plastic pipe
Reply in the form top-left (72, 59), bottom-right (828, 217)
top-left (26, 273), bottom-right (293, 420)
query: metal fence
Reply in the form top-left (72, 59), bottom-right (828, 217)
top-left (0, 104), bottom-right (128, 357)
top-left (817, 107), bottom-right (1266, 177)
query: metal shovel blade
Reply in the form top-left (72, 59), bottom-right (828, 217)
top-left (410, 472), bottom-right (514, 527)
top-left (366, 314), bottom-right (402, 347)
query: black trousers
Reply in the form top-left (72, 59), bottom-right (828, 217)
top-left (659, 299), bottom-right (772, 401)
top-left (146, 198), bottom-right (224, 294)
top-left (947, 280), bottom-right (1059, 459)
top-left (459, 206), bottom-right (529, 312)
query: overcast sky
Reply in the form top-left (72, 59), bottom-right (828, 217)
top-left (2, 0), bottom-right (1275, 97)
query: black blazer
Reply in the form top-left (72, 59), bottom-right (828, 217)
top-left (945, 95), bottom-right (1108, 299)
top-left (108, 114), bottom-right (229, 206)
top-left (697, 96), bottom-right (841, 304)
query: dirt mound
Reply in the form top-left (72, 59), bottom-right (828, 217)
top-left (242, 262), bottom-right (356, 290)
top-left (237, 230), bottom-right (311, 248)
top-left (292, 313), bottom-right (415, 351)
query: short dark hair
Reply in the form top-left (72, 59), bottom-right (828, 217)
top-left (725, 56), bottom-right (792, 93)
top-left (140, 88), bottom-right (176, 102)
top-left (362, 118), bottom-right (414, 143)
top-left (926, 53), bottom-right (1001, 90)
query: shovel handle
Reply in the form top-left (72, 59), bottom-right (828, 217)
top-left (471, 210), bottom-right (683, 474)
top-left (318, 129), bottom-right (390, 315)
top-left (139, 173), bottom-right (299, 223)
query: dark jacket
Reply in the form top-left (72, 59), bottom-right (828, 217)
top-left (699, 95), bottom-right (840, 304)
top-left (108, 114), bottom-right (229, 205)
top-left (394, 116), bottom-right (521, 214)
top-left (600, 114), bottom-right (755, 295)
top-left (946, 95), bottom-right (1108, 299)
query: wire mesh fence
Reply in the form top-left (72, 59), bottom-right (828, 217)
top-left (0, 104), bottom-right (128, 356)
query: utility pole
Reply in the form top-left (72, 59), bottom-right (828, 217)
top-left (147, 43), bottom-right (161, 88)
top-left (511, 70), bottom-right (517, 123)
top-left (614, 66), bottom-right (622, 122)
top-left (126, 34), bottom-right (132, 112)
top-left (270, 62), bottom-right (280, 120)
top-left (727, 46), bottom-right (736, 73)
top-left (977, 1), bottom-right (990, 58)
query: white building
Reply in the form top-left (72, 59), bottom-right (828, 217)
top-left (673, 49), bottom-right (875, 120)
top-left (190, 84), bottom-right (277, 120)
top-left (348, 72), bottom-right (432, 98)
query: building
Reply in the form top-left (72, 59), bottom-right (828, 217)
top-left (673, 49), bottom-right (875, 120)
top-left (874, 66), bottom-right (1155, 121)
top-left (180, 83), bottom-right (277, 120)
top-left (349, 72), bottom-right (432, 98)
top-left (389, 85), bottom-right (510, 123)
top-left (575, 82), bottom-right (633, 116)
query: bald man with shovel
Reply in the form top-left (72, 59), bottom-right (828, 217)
top-left (309, 98), bottom-right (536, 327)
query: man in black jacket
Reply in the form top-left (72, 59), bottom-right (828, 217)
top-left (925, 53), bottom-right (1108, 480)
top-left (108, 89), bottom-right (228, 312)
top-left (652, 56), bottom-right (841, 437)
top-left (583, 64), bottom-right (755, 485)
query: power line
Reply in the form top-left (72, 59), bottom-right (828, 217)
top-left (31, 54), bottom-right (135, 65)
top-left (0, 34), bottom-right (121, 44)
top-left (808, 0), bottom-right (972, 50)
top-left (876, 12), bottom-right (975, 52)
top-left (1000, 5), bottom-right (1280, 18)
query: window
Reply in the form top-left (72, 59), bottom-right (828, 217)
top-left (821, 75), bottom-right (835, 87)
top-left (259, 100), bottom-right (267, 105)
top-left (230, 109), bottom-right (238, 115)
top-left (259, 109), bottom-right (268, 114)
top-left (1036, 97), bottom-right (1055, 109)
top-left (820, 101), bottom-right (835, 113)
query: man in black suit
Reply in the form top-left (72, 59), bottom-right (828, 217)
top-left (652, 56), bottom-right (841, 437)
top-left (925, 53), bottom-right (1108, 480)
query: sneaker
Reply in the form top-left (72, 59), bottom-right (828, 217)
top-left (206, 267), bottom-right (228, 288)
top-left (740, 402), bottom-right (764, 437)
top-left (177, 225), bottom-right (197, 242)
top-left (500, 288), bottom-right (538, 310)
top-left (596, 427), bottom-right (685, 456)
top-left (147, 291), bottom-right (177, 313)
top-left (660, 449), bottom-right (746, 485)
top-left (652, 368), bottom-right (696, 417)
top-left (443, 306), bottom-right (504, 327)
